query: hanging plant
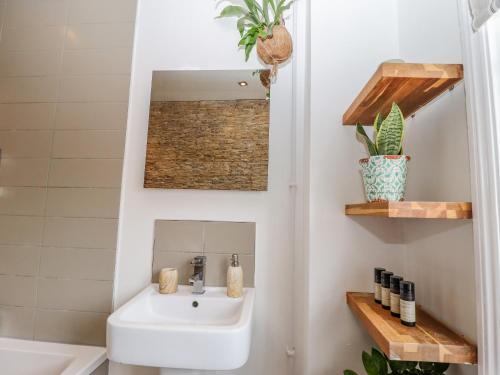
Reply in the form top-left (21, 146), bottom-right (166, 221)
top-left (217, 0), bottom-right (294, 76)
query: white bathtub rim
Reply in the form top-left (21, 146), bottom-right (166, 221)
top-left (0, 337), bottom-right (106, 375)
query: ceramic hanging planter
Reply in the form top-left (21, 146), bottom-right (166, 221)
top-left (360, 155), bottom-right (410, 202)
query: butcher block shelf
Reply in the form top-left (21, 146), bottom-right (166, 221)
top-left (343, 63), bottom-right (464, 125)
top-left (345, 201), bottom-right (473, 219)
top-left (346, 292), bottom-right (477, 364)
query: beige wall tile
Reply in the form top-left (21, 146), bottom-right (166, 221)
top-left (0, 50), bottom-right (61, 76)
top-left (62, 48), bottom-right (132, 75)
top-left (65, 23), bottom-right (135, 50)
top-left (52, 130), bottom-right (125, 159)
top-left (55, 102), bottom-right (128, 130)
top-left (205, 253), bottom-right (255, 287)
top-left (68, 0), bottom-right (136, 24)
top-left (4, 0), bottom-right (68, 27)
top-left (59, 76), bottom-right (131, 102)
top-left (40, 247), bottom-right (115, 280)
top-left (0, 26), bottom-right (65, 51)
top-left (0, 158), bottom-right (50, 187)
top-left (204, 222), bottom-right (256, 255)
top-left (0, 215), bottom-right (44, 245)
top-left (152, 251), bottom-right (202, 284)
top-left (154, 220), bottom-right (204, 253)
top-left (48, 159), bottom-right (123, 188)
top-left (0, 187), bottom-right (46, 216)
top-left (0, 306), bottom-right (35, 339)
top-left (0, 275), bottom-right (36, 306)
top-left (46, 188), bottom-right (120, 218)
top-left (43, 217), bottom-right (118, 249)
top-left (0, 76), bottom-right (59, 103)
top-left (0, 103), bottom-right (56, 130)
top-left (35, 309), bottom-right (107, 346)
top-left (0, 245), bottom-right (40, 276)
top-left (0, 131), bottom-right (52, 158)
top-left (37, 278), bottom-right (112, 313)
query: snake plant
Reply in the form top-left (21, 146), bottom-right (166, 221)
top-left (356, 103), bottom-right (405, 156)
top-left (344, 348), bottom-right (449, 375)
top-left (216, 0), bottom-right (294, 61)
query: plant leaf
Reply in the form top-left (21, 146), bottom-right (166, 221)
top-left (269, 0), bottom-right (277, 13)
top-left (344, 371), bottom-right (358, 375)
top-left (371, 348), bottom-right (388, 375)
top-left (362, 351), bottom-right (379, 375)
top-left (244, 42), bottom-right (255, 61)
top-left (375, 103), bottom-right (405, 155)
top-left (432, 363), bottom-right (450, 373)
top-left (216, 5), bottom-right (246, 19)
top-left (262, 0), bottom-right (270, 24)
top-left (356, 124), bottom-right (378, 156)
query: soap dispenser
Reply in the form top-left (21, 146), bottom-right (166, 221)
top-left (227, 253), bottom-right (243, 298)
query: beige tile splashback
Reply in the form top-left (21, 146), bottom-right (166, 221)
top-left (55, 102), bottom-right (128, 130)
top-left (0, 158), bottom-right (51, 187)
top-left (0, 103), bottom-right (56, 130)
top-left (34, 309), bottom-right (107, 346)
top-left (153, 220), bottom-right (255, 287)
top-left (45, 188), bottom-right (121, 218)
top-left (39, 247), bottom-right (115, 281)
top-left (3, 0), bottom-right (68, 28)
top-left (37, 278), bottom-right (112, 313)
top-left (0, 305), bottom-right (35, 339)
top-left (68, 0), bottom-right (137, 24)
top-left (64, 23), bottom-right (135, 50)
top-left (0, 0), bottom-right (137, 348)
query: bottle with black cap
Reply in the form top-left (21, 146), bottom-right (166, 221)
top-left (400, 281), bottom-right (416, 327)
top-left (389, 275), bottom-right (403, 318)
top-left (380, 271), bottom-right (393, 310)
top-left (374, 268), bottom-right (385, 304)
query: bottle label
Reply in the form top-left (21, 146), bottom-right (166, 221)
top-left (390, 292), bottom-right (400, 314)
top-left (374, 283), bottom-right (381, 301)
top-left (400, 299), bottom-right (416, 323)
top-left (381, 287), bottom-right (390, 307)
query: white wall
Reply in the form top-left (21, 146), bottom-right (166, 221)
top-left (112, 0), bottom-right (296, 374)
top-left (307, 1), bottom-right (407, 374)
top-left (398, 1), bottom-right (477, 375)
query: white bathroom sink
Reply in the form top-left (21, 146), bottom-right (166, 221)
top-left (107, 284), bottom-right (255, 371)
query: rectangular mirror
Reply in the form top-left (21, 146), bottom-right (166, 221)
top-left (144, 70), bottom-right (271, 191)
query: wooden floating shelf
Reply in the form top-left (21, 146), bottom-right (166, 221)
top-left (343, 63), bottom-right (464, 125)
top-left (345, 201), bottom-right (472, 219)
top-left (347, 292), bottom-right (477, 364)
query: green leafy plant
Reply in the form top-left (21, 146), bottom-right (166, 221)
top-left (217, 0), bottom-right (294, 61)
top-left (356, 103), bottom-right (405, 156)
top-left (344, 348), bottom-right (450, 375)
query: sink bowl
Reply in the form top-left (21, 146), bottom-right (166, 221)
top-left (107, 285), bottom-right (255, 371)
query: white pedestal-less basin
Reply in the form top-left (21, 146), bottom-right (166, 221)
top-left (107, 285), bottom-right (255, 371)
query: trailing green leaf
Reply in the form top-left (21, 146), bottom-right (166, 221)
top-left (356, 124), bottom-right (378, 156)
top-left (375, 103), bottom-right (405, 155)
top-left (216, 5), bottom-right (246, 19)
top-left (344, 371), bottom-right (359, 375)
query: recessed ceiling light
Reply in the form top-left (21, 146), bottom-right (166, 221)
top-left (238, 81), bottom-right (248, 87)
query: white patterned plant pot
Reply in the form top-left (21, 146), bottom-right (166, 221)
top-left (359, 155), bottom-right (410, 202)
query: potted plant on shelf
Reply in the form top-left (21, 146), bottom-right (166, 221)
top-left (356, 103), bottom-right (409, 203)
top-left (217, 0), bottom-right (294, 76)
top-left (345, 348), bottom-right (450, 375)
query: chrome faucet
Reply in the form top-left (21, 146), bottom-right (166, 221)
top-left (189, 256), bottom-right (206, 294)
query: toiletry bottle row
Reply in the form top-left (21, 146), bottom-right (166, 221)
top-left (373, 267), bottom-right (416, 327)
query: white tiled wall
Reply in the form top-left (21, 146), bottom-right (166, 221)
top-left (0, 0), bottom-right (137, 347)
